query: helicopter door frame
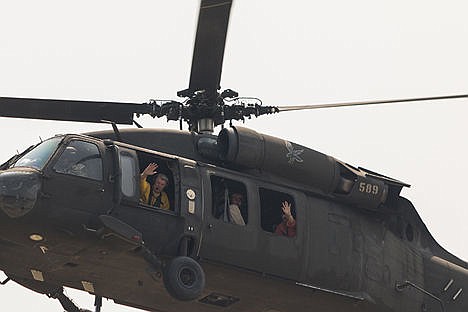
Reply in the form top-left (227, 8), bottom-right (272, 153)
top-left (134, 151), bottom-right (180, 214)
top-left (105, 146), bottom-right (185, 257)
top-left (41, 136), bottom-right (111, 220)
top-left (175, 160), bottom-right (203, 257)
top-left (255, 182), bottom-right (308, 280)
top-left (199, 167), bottom-right (263, 271)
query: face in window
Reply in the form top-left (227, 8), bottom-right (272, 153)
top-left (152, 174), bottom-right (168, 193)
top-left (230, 193), bottom-right (243, 207)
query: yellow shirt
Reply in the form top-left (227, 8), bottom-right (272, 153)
top-left (140, 176), bottom-right (170, 210)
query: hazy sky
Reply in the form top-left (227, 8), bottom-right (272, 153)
top-left (0, 1), bottom-right (467, 311)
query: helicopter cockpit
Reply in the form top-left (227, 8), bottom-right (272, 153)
top-left (0, 133), bottom-right (181, 239)
top-left (0, 137), bottom-right (65, 219)
top-left (0, 132), bottom-right (193, 260)
top-left (8, 136), bottom-right (63, 171)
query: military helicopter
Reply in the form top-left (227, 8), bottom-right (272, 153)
top-left (0, 1), bottom-right (467, 312)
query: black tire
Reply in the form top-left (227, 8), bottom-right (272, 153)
top-left (163, 256), bottom-right (205, 301)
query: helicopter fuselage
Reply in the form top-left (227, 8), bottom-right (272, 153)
top-left (0, 128), bottom-right (466, 312)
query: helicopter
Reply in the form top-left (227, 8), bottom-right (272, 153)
top-left (0, 0), bottom-right (466, 312)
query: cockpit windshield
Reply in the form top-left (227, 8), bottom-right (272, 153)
top-left (12, 137), bottom-right (63, 170)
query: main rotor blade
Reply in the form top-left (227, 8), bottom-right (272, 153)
top-left (277, 94), bottom-right (468, 112)
top-left (188, 0), bottom-right (233, 94)
top-left (0, 97), bottom-right (149, 124)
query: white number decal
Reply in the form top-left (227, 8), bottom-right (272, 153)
top-left (359, 182), bottom-right (379, 194)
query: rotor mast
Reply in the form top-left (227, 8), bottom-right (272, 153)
top-left (178, 0), bottom-right (233, 133)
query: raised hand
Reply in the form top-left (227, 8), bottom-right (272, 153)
top-left (281, 201), bottom-right (294, 223)
top-left (281, 201), bottom-right (291, 216)
top-left (141, 163), bottom-right (158, 178)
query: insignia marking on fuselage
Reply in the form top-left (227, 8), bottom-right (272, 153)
top-left (285, 141), bottom-right (304, 164)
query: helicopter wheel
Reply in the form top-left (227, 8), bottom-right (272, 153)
top-left (163, 256), bottom-right (205, 301)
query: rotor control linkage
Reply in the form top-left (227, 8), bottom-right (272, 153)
top-left (223, 104), bottom-right (279, 120)
top-left (144, 91), bottom-right (279, 131)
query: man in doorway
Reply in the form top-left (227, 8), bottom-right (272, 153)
top-left (140, 162), bottom-right (170, 210)
top-left (226, 192), bottom-right (246, 226)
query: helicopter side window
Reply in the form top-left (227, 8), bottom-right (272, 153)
top-left (120, 153), bottom-right (138, 198)
top-left (260, 188), bottom-right (296, 237)
top-left (53, 140), bottom-right (103, 181)
top-left (211, 176), bottom-right (248, 225)
top-left (137, 153), bottom-right (176, 211)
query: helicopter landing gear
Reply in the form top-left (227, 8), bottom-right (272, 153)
top-left (48, 287), bottom-right (81, 312)
top-left (48, 287), bottom-right (102, 312)
top-left (163, 256), bottom-right (205, 301)
top-left (94, 295), bottom-right (103, 312)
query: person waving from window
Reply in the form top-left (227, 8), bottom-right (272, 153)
top-left (140, 162), bottom-right (170, 210)
top-left (275, 201), bottom-right (296, 237)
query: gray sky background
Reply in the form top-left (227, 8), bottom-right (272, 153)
top-left (0, 1), bottom-right (467, 311)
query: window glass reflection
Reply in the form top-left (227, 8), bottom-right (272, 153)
top-left (120, 154), bottom-right (136, 197)
top-left (13, 137), bottom-right (62, 170)
top-left (54, 141), bottom-right (103, 181)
